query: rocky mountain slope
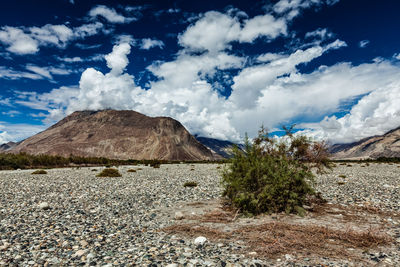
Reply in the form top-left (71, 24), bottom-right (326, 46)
top-left (330, 126), bottom-right (400, 159)
top-left (195, 137), bottom-right (244, 158)
top-left (10, 110), bottom-right (214, 161)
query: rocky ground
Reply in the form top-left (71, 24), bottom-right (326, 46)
top-left (0, 163), bottom-right (399, 266)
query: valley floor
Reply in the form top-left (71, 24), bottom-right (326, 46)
top-left (0, 163), bottom-right (399, 266)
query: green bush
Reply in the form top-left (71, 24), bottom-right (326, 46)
top-left (221, 126), bottom-right (330, 216)
top-left (127, 169), bottom-right (136, 172)
top-left (32, 169), bottom-right (47, 175)
top-left (96, 168), bottom-right (122, 177)
top-left (183, 181), bottom-right (198, 187)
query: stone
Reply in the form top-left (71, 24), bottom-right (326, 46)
top-left (39, 202), bottom-right (50, 210)
top-left (73, 249), bottom-right (86, 258)
top-left (194, 236), bottom-right (207, 246)
top-left (174, 211), bottom-right (185, 220)
top-left (80, 240), bottom-right (89, 247)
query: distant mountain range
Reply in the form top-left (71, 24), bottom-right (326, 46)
top-left (4, 110), bottom-right (215, 161)
top-left (2, 109), bottom-right (398, 160)
top-left (330, 126), bottom-right (400, 159)
top-left (195, 136), bottom-right (244, 159)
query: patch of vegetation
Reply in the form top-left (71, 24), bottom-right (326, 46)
top-left (32, 169), bottom-right (47, 175)
top-left (338, 174), bottom-right (346, 178)
top-left (337, 181), bottom-right (346, 185)
top-left (183, 181), bottom-right (198, 187)
top-left (222, 126), bottom-right (331, 216)
top-left (96, 168), bottom-right (122, 177)
top-left (127, 169), bottom-right (136, 172)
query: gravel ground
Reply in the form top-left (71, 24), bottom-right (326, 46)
top-left (0, 163), bottom-right (399, 266)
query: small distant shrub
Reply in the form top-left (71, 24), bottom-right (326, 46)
top-left (338, 174), bottom-right (346, 178)
top-left (337, 181), bottom-right (346, 185)
top-left (183, 181), bottom-right (198, 187)
top-left (366, 163), bottom-right (370, 166)
top-left (32, 169), bottom-right (47, 175)
top-left (96, 168), bottom-right (122, 177)
top-left (137, 168), bottom-right (143, 171)
top-left (216, 166), bottom-right (221, 169)
top-left (339, 163), bottom-right (346, 165)
top-left (346, 164), bottom-right (352, 167)
top-left (190, 168), bottom-right (195, 171)
top-left (105, 164), bottom-right (112, 168)
top-left (222, 126), bottom-right (331, 216)
top-left (127, 169), bottom-right (136, 173)
top-left (91, 169), bottom-right (97, 171)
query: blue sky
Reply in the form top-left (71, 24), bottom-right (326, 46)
top-left (1, 0), bottom-right (400, 144)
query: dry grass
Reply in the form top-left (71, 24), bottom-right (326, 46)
top-left (162, 200), bottom-right (394, 261)
top-left (162, 221), bottom-right (392, 260)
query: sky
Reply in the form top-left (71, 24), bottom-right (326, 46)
top-left (1, 0), bottom-right (400, 145)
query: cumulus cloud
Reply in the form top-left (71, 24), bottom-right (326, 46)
top-left (140, 38), bottom-right (165, 50)
top-left (104, 43), bottom-right (131, 75)
top-left (301, 82), bottom-right (400, 144)
top-left (178, 11), bottom-right (287, 53)
top-left (89, 5), bottom-right (136, 24)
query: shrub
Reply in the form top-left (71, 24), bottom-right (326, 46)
top-left (183, 181), bottom-right (198, 187)
top-left (32, 169), bottom-right (47, 175)
top-left (127, 169), bottom-right (136, 172)
top-left (338, 174), bottom-right (346, 178)
top-left (221, 126), bottom-right (330, 216)
top-left (96, 168), bottom-right (122, 177)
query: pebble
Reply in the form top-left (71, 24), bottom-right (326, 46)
top-left (194, 236), bottom-right (207, 246)
top-left (38, 202), bottom-right (50, 210)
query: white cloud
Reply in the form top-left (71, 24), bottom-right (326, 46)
top-left (2, 110), bottom-right (21, 117)
top-left (301, 82), bottom-right (400, 144)
top-left (230, 40), bottom-right (346, 109)
top-left (58, 56), bottom-right (83, 63)
top-left (305, 28), bottom-right (333, 40)
top-left (178, 11), bottom-right (287, 53)
top-left (0, 27), bottom-right (39, 54)
top-left (25, 64), bottom-right (72, 80)
top-left (0, 66), bottom-right (43, 80)
top-left (104, 43), bottom-right (131, 75)
top-left (0, 123), bottom-right (46, 144)
top-left (239, 14), bottom-right (287, 42)
top-left (359, 40), bottom-right (370, 48)
top-left (0, 23), bottom-right (103, 55)
top-left (89, 5), bottom-right (136, 24)
top-left (273, 0), bottom-right (340, 18)
top-left (57, 54), bottom-right (104, 63)
top-left (74, 22), bottom-right (104, 38)
top-left (140, 38), bottom-right (165, 50)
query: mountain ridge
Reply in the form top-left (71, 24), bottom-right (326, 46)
top-left (330, 126), bottom-right (400, 159)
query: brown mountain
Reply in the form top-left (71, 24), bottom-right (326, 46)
top-left (330, 126), bottom-right (400, 159)
top-left (10, 110), bottom-right (214, 161)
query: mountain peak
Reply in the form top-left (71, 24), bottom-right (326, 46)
top-left (10, 110), bottom-right (214, 161)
